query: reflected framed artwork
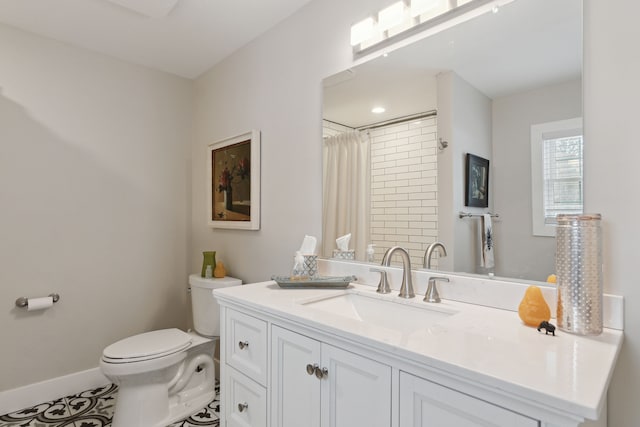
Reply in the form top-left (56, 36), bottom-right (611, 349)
top-left (465, 153), bottom-right (489, 208)
top-left (207, 130), bottom-right (260, 230)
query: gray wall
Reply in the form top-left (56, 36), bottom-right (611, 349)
top-left (436, 71), bottom-right (493, 274)
top-left (584, 1), bottom-right (640, 426)
top-left (190, 0), bottom-right (395, 283)
top-left (492, 79), bottom-right (582, 281)
top-left (0, 24), bottom-right (193, 391)
top-left (451, 73), bottom-right (493, 274)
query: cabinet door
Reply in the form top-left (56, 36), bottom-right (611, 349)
top-left (399, 372), bottom-right (539, 427)
top-left (271, 326), bottom-right (322, 427)
top-left (320, 344), bottom-right (392, 427)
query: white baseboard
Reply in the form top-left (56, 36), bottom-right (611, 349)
top-left (0, 367), bottom-right (110, 416)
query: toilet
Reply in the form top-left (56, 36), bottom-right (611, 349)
top-left (100, 274), bottom-right (241, 427)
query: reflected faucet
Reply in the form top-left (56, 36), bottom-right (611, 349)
top-left (423, 242), bottom-right (447, 269)
top-left (381, 246), bottom-right (415, 299)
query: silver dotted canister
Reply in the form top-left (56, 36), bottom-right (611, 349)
top-left (556, 214), bottom-right (603, 335)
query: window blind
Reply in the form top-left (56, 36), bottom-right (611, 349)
top-left (542, 135), bottom-right (583, 224)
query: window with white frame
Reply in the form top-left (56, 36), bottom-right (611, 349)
top-left (531, 118), bottom-right (583, 236)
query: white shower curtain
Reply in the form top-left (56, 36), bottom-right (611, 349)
top-left (322, 131), bottom-right (370, 260)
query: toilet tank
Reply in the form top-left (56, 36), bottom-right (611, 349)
top-left (189, 274), bottom-right (242, 337)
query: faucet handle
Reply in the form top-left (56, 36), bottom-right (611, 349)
top-left (423, 276), bottom-right (450, 303)
top-left (370, 268), bottom-right (391, 294)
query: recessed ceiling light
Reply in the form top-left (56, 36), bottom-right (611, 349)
top-left (372, 107), bottom-right (386, 114)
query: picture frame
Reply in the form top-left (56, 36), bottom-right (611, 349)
top-left (207, 130), bottom-right (260, 230)
top-left (465, 153), bottom-right (489, 208)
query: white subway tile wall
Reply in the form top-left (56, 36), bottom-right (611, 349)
top-left (369, 118), bottom-right (438, 267)
top-left (322, 118), bottom-right (439, 267)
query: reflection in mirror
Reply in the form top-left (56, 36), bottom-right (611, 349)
top-left (322, 0), bottom-right (582, 282)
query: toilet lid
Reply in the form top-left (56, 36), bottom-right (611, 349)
top-left (102, 328), bottom-right (192, 363)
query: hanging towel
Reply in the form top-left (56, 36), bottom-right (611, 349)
top-left (481, 213), bottom-right (495, 269)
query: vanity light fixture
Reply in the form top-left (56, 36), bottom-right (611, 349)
top-left (351, 0), bottom-right (515, 56)
top-left (410, 0), bottom-right (446, 19)
top-left (378, 2), bottom-right (407, 32)
top-left (350, 16), bottom-right (376, 46)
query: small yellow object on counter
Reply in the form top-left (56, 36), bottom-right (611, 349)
top-left (518, 285), bottom-right (551, 327)
top-left (214, 261), bottom-right (227, 278)
top-left (547, 274), bottom-right (557, 284)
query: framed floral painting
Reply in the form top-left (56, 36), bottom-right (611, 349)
top-left (207, 130), bottom-right (260, 230)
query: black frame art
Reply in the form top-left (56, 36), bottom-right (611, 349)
top-left (465, 153), bottom-right (489, 208)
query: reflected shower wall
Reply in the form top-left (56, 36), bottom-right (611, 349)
top-left (323, 117), bottom-right (439, 267)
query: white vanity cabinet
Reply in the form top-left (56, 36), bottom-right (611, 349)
top-left (222, 308), bottom-right (391, 427)
top-left (399, 372), bottom-right (538, 427)
top-left (271, 325), bottom-right (392, 427)
top-left (216, 282), bottom-right (620, 427)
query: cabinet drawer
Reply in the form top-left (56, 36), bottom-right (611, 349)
top-left (226, 367), bottom-right (267, 427)
top-left (226, 309), bottom-right (268, 385)
top-left (399, 372), bottom-right (539, 427)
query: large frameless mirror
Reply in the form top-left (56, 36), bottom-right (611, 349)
top-left (322, 0), bottom-right (582, 282)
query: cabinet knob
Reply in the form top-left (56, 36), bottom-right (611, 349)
top-left (306, 363), bottom-right (318, 375)
top-left (238, 341), bottom-right (249, 350)
top-left (314, 366), bottom-right (329, 379)
top-left (238, 402), bottom-right (249, 412)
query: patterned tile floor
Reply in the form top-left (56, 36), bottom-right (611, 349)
top-left (0, 382), bottom-right (220, 427)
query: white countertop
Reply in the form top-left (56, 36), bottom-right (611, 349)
top-left (214, 280), bottom-right (623, 421)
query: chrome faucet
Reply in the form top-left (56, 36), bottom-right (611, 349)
top-left (381, 246), bottom-right (415, 298)
top-left (423, 242), bottom-right (447, 269)
top-left (424, 276), bottom-right (449, 303)
top-left (370, 267), bottom-right (391, 294)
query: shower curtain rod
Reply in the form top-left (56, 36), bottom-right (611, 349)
top-left (323, 110), bottom-right (438, 134)
top-left (357, 110), bottom-right (437, 132)
top-left (323, 118), bottom-right (354, 130)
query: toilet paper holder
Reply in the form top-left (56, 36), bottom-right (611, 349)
top-left (15, 293), bottom-right (60, 309)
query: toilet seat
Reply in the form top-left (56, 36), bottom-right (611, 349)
top-left (102, 328), bottom-right (192, 364)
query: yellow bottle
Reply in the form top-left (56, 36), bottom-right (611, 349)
top-left (214, 261), bottom-right (226, 278)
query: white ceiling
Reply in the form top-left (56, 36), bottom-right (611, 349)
top-left (323, 0), bottom-right (582, 128)
top-left (0, 0), bottom-right (314, 79)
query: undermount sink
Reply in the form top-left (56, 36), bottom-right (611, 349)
top-left (299, 291), bottom-right (457, 333)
